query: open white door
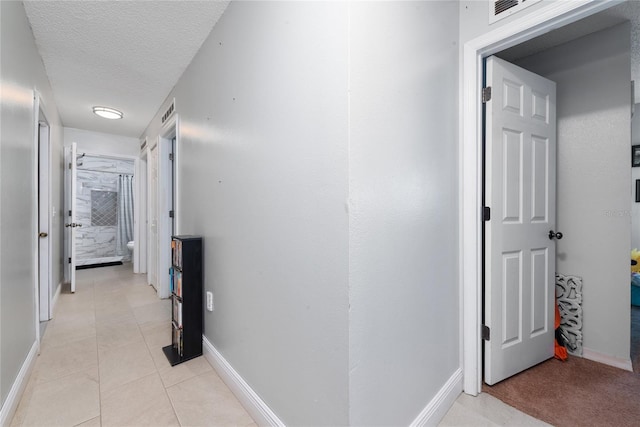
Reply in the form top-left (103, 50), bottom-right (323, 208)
top-left (484, 56), bottom-right (558, 385)
top-left (64, 143), bottom-right (78, 293)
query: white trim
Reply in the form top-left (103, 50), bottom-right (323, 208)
top-left (35, 97), bottom-right (52, 323)
top-left (32, 91), bottom-right (41, 346)
top-left (137, 150), bottom-right (148, 275)
top-left (582, 348), bottom-right (633, 372)
top-left (409, 369), bottom-right (463, 427)
top-left (460, 0), bottom-right (622, 396)
top-left (202, 336), bottom-right (285, 427)
top-left (160, 113), bottom-right (180, 235)
top-left (156, 115), bottom-right (179, 298)
top-left (0, 341), bottom-right (38, 427)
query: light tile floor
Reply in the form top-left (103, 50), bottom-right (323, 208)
top-left (12, 264), bottom-right (549, 427)
top-left (439, 393), bottom-right (551, 426)
top-left (11, 264), bottom-right (256, 427)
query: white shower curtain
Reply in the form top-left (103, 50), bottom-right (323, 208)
top-left (117, 174), bottom-right (134, 260)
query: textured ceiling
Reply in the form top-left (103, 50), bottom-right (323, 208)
top-left (23, 0), bottom-right (229, 137)
top-left (498, 0), bottom-right (640, 103)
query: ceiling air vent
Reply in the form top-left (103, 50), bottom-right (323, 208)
top-left (490, 0), bottom-right (542, 24)
top-left (161, 98), bottom-right (176, 124)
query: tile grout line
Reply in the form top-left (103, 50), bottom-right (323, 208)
top-left (136, 290), bottom-right (184, 426)
top-left (92, 278), bottom-right (104, 427)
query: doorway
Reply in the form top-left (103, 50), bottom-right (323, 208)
top-left (148, 141), bottom-right (159, 292)
top-left (135, 141), bottom-right (148, 275)
top-left (35, 95), bottom-right (52, 329)
top-left (461, 0), bottom-right (628, 395)
top-left (153, 115), bottom-right (179, 299)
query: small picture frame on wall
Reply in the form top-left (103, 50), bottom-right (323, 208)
top-left (633, 145), bottom-right (640, 167)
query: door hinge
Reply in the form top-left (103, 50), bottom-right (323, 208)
top-left (69, 210), bottom-right (72, 216)
top-left (483, 206), bottom-right (491, 221)
top-left (482, 86), bottom-right (492, 103)
top-left (68, 257), bottom-right (71, 264)
top-left (68, 162), bottom-right (72, 170)
top-left (169, 210), bottom-right (174, 218)
top-left (482, 325), bottom-right (490, 341)
top-left (169, 153), bottom-right (174, 161)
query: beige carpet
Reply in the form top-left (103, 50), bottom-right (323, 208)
top-left (483, 356), bottom-right (640, 427)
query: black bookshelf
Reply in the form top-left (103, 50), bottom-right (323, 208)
top-left (162, 235), bottom-right (203, 366)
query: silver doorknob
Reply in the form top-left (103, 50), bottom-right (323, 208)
top-left (549, 230), bottom-right (563, 240)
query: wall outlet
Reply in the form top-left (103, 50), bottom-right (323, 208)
top-left (206, 291), bottom-right (214, 311)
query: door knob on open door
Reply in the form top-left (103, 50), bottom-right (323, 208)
top-left (549, 230), bottom-right (563, 240)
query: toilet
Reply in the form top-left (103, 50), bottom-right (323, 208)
top-left (126, 241), bottom-right (134, 253)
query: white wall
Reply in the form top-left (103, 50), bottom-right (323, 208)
top-left (141, 1), bottom-right (461, 424)
top-left (515, 23), bottom-right (632, 361)
top-left (0, 0), bottom-right (64, 413)
top-left (142, 2), bottom-right (350, 424)
top-left (348, 1), bottom-right (460, 425)
top-left (632, 104), bottom-right (640, 250)
top-left (64, 127), bottom-right (139, 158)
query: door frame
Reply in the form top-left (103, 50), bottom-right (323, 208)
top-left (33, 91), bottom-right (53, 344)
top-left (135, 139), bottom-right (148, 274)
top-left (156, 114), bottom-right (180, 299)
top-left (75, 151), bottom-right (139, 267)
top-left (147, 141), bottom-right (158, 291)
top-left (460, 0), bottom-right (623, 395)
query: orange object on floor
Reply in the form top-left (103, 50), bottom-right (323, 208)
top-left (554, 300), bottom-right (568, 361)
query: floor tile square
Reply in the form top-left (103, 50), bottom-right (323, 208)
top-left (158, 355), bottom-right (213, 388)
top-left (33, 336), bottom-right (98, 384)
top-left (99, 340), bottom-right (156, 393)
top-left (21, 367), bottom-right (100, 427)
top-left (101, 373), bottom-right (179, 427)
top-left (167, 371), bottom-right (255, 426)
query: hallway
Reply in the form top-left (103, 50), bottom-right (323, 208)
top-left (10, 265), bottom-right (255, 427)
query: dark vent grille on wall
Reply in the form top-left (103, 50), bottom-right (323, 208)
top-left (162, 99), bottom-right (176, 124)
top-left (495, 0), bottom-right (518, 15)
top-left (491, 0), bottom-right (540, 23)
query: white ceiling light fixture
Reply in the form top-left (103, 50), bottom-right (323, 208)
top-left (93, 106), bottom-right (123, 120)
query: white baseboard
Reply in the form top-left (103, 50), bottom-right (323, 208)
top-left (202, 336), bottom-right (285, 427)
top-left (410, 368), bottom-right (463, 427)
top-left (582, 348), bottom-right (633, 372)
top-left (0, 341), bottom-right (38, 427)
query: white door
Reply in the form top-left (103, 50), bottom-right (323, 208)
top-left (38, 121), bottom-right (51, 319)
top-left (484, 56), bottom-right (558, 385)
top-left (64, 143), bottom-right (78, 293)
top-left (148, 143), bottom-right (158, 290)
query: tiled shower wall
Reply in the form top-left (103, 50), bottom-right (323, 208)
top-left (76, 155), bottom-right (134, 265)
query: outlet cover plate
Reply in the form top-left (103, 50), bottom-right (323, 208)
top-left (206, 291), bottom-right (213, 311)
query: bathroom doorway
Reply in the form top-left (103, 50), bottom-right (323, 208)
top-left (73, 152), bottom-right (137, 269)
